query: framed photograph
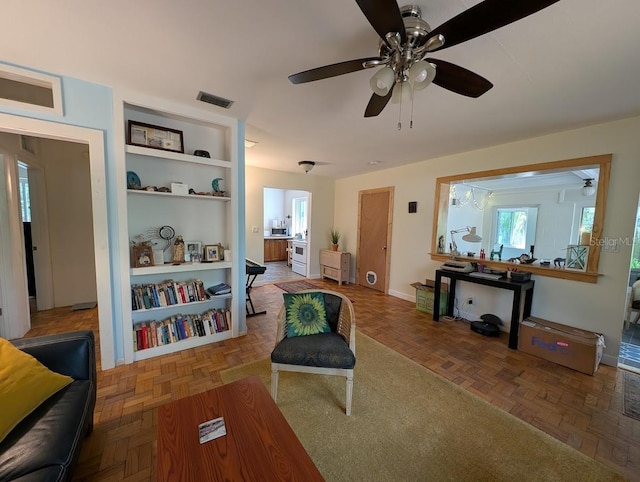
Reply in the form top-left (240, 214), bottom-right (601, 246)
top-left (126, 120), bottom-right (184, 153)
top-left (204, 244), bottom-right (221, 262)
top-left (184, 241), bottom-right (202, 262)
top-left (131, 244), bottom-right (154, 268)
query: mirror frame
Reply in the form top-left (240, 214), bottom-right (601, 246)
top-left (430, 154), bottom-right (612, 283)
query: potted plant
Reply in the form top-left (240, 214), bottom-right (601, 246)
top-left (329, 228), bottom-right (341, 251)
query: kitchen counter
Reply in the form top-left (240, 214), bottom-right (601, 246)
top-left (264, 236), bottom-right (294, 240)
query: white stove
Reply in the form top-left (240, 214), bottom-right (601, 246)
top-left (291, 240), bottom-right (307, 276)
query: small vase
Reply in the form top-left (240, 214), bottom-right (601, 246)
top-left (331, 244), bottom-right (339, 251)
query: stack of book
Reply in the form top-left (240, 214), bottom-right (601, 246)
top-left (206, 283), bottom-right (231, 296)
top-left (131, 279), bottom-right (207, 311)
top-left (133, 307), bottom-right (231, 351)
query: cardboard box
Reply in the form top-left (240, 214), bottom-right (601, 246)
top-left (518, 317), bottom-right (605, 375)
top-left (411, 280), bottom-right (448, 316)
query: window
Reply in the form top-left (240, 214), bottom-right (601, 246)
top-left (292, 197), bottom-right (307, 237)
top-left (18, 161), bottom-right (31, 222)
top-left (580, 207), bottom-right (595, 233)
top-left (494, 207), bottom-right (538, 250)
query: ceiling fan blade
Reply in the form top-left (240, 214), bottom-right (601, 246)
top-left (364, 87), bottom-right (393, 117)
top-left (355, 0), bottom-right (407, 45)
top-left (426, 59), bottom-right (493, 98)
top-left (426, 0), bottom-right (560, 52)
top-left (289, 57), bottom-right (382, 84)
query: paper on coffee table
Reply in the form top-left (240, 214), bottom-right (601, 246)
top-left (198, 417), bottom-right (226, 444)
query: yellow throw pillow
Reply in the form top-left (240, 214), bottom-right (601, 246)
top-left (0, 337), bottom-right (73, 443)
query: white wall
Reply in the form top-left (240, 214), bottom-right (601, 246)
top-left (246, 167), bottom-right (335, 276)
top-left (335, 115), bottom-right (640, 365)
top-left (263, 188), bottom-right (309, 236)
top-left (263, 187), bottom-right (284, 232)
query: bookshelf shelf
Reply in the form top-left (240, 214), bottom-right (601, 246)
top-left (133, 331), bottom-right (230, 362)
top-left (125, 144), bottom-right (230, 168)
top-left (131, 294), bottom-right (232, 314)
top-left (131, 261), bottom-right (232, 276)
top-left (127, 189), bottom-right (231, 202)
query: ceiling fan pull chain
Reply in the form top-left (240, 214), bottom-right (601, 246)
top-left (410, 83), bottom-right (415, 129)
top-left (397, 83), bottom-right (403, 130)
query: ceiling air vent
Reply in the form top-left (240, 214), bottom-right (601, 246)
top-left (197, 91), bottom-right (234, 109)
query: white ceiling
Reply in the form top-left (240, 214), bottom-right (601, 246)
top-left (2, 1), bottom-right (640, 178)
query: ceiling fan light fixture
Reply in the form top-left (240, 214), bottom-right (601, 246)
top-left (581, 178), bottom-right (596, 196)
top-left (391, 81), bottom-right (413, 104)
top-left (298, 160), bottom-right (315, 173)
top-left (370, 66), bottom-right (395, 96)
top-left (409, 60), bottom-right (436, 91)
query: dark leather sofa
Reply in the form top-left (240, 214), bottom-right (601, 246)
top-left (0, 330), bottom-right (97, 481)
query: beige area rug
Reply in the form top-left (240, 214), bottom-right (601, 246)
top-left (221, 333), bottom-right (624, 482)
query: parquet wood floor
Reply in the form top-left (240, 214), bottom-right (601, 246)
top-left (26, 280), bottom-right (638, 481)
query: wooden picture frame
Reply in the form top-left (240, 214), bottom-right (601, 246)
top-left (132, 244), bottom-right (154, 268)
top-left (184, 241), bottom-right (202, 262)
top-left (204, 244), bottom-right (220, 262)
top-left (127, 120), bottom-right (184, 153)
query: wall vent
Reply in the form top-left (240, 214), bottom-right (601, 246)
top-left (197, 91), bottom-right (234, 109)
top-left (0, 64), bottom-right (63, 116)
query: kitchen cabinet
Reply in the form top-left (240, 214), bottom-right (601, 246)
top-left (319, 249), bottom-right (350, 285)
top-left (264, 238), bottom-right (288, 262)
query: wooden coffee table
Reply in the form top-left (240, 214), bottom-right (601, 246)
top-left (157, 376), bottom-right (323, 481)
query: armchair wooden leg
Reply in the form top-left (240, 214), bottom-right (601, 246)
top-left (345, 374), bottom-right (353, 416)
top-left (271, 367), bottom-right (279, 401)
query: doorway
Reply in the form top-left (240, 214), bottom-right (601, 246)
top-left (0, 113), bottom-right (114, 369)
top-left (356, 187), bottom-right (394, 293)
top-left (620, 201), bottom-right (640, 371)
top-left (263, 187), bottom-right (311, 280)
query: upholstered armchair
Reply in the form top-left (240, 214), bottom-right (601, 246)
top-left (270, 289), bottom-right (356, 415)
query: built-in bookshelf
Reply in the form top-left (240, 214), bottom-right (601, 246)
top-left (118, 96), bottom-right (242, 364)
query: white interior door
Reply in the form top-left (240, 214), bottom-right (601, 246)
top-left (0, 150), bottom-right (31, 338)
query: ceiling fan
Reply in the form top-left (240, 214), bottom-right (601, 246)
top-left (288, 0), bottom-right (560, 119)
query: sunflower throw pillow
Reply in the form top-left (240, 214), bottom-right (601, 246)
top-left (283, 292), bottom-right (330, 337)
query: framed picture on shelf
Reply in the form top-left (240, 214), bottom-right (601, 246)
top-left (131, 244), bottom-right (154, 268)
top-left (184, 241), bottom-right (202, 262)
top-left (204, 244), bottom-right (221, 262)
top-left (126, 120), bottom-right (184, 153)
top-left (566, 245), bottom-right (589, 271)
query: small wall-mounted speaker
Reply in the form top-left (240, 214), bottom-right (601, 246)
top-left (408, 201), bottom-right (417, 213)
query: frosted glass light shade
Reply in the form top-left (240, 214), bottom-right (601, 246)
top-left (370, 67), bottom-right (395, 96)
top-left (409, 61), bottom-right (436, 91)
top-left (581, 179), bottom-right (596, 196)
top-left (391, 82), bottom-right (413, 104)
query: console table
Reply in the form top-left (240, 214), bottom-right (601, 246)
top-left (319, 249), bottom-right (350, 285)
top-left (433, 269), bottom-right (535, 349)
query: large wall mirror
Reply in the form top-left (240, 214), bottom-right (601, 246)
top-left (431, 154), bottom-right (612, 283)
